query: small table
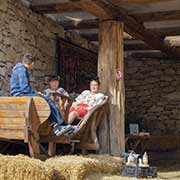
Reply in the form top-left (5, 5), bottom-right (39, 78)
top-left (125, 134), bottom-right (151, 153)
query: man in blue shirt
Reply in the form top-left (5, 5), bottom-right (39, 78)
top-left (10, 53), bottom-right (76, 136)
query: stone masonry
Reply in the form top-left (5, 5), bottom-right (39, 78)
top-left (0, 0), bottom-right (96, 95)
top-left (1, 0), bottom-right (180, 135)
top-left (125, 56), bottom-right (180, 135)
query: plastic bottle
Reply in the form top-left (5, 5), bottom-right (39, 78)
top-left (142, 152), bottom-right (149, 166)
top-left (138, 158), bottom-right (142, 167)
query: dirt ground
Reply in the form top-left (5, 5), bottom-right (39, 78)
top-left (122, 160), bottom-right (180, 180)
top-left (85, 160), bottom-right (180, 180)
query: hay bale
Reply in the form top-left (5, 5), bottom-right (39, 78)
top-left (45, 154), bottom-right (124, 180)
top-left (0, 154), bottom-right (55, 180)
top-left (87, 154), bottom-right (124, 174)
top-left (85, 173), bottom-right (130, 180)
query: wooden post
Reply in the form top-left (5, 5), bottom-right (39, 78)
top-left (98, 20), bottom-right (125, 156)
top-left (48, 142), bottom-right (56, 157)
top-left (25, 98), bottom-right (41, 158)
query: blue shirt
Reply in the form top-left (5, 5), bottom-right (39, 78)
top-left (10, 63), bottom-right (35, 96)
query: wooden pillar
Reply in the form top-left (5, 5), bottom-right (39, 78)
top-left (98, 20), bottom-right (125, 156)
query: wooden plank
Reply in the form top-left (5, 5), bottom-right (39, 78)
top-left (0, 97), bottom-right (51, 124)
top-left (48, 142), bottom-right (56, 156)
top-left (112, 0), bottom-right (172, 4)
top-left (98, 20), bottom-right (125, 155)
top-left (0, 104), bottom-right (50, 111)
top-left (79, 0), bottom-right (113, 19)
top-left (60, 19), bottom-right (99, 30)
top-left (0, 124), bottom-right (25, 130)
top-left (80, 32), bottom-right (134, 41)
top-left (149, 27), bottom-right (180, 36)
top-left (130, 51), bottom-right (166, 58)
top-left (76, 0), bottom-right (180, 58)
top-left (40, 135), bottom-right (72, 143)
top-left (133, 10), bottom-right (180, 22)
top-left (76, 143), bottom-right (97, 150)
top-left (80, 33), bottom-right (98, 41)
top-left (0, 130), bottom-right (24, 139)
top-left (124, 40), bottom-right (150, 50)
top-left (30, 2), bottom-right (82, 14)
top-left (0, 96), bottom-right (47, 103)
top-left (0, 111), bottom-right (50, 118)
top-left (0, 118), bottom-right (26, 124)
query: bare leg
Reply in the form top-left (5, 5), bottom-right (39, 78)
top-left (68, 111), bottom-right (79, 124)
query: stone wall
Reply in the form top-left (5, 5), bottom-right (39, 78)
top-left (1, 0), bottom-right (180, 135)
top-left (125, 56), bottom-right (180, 135)
top-left (0, 0), bottom-right (96, 95)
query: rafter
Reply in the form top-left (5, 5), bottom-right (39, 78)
top-left (124, 40), bottom-right (150, 50)
top-left (80, 33), bottom-right (98, 41)
top-left (79, 0), bottom-right (112, 19)
top-left (30, 2), bottom-right (82, 14)
top-left (148, 27), bottom-right (180, 36)
top-left (30, 0), bottom-right (180, 57)
top-left (60, 19), bottom-right (99, 30)
top-left (133, 10), bottom-right (180, 22)
top-left (112, 0), bottom-right (172, 5)
top-left (76, 0), bottom-right (180, 57)
top-left (80, 31), bottom-right (133, 41)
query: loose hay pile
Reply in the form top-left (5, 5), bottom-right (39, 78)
top-left (45, 154), bottom-right (124, 180)
top-left (0, 154), bottom-right (55, 180)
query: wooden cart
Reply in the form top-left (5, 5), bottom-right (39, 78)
top-left (0, 96), bottom-right (108, 158)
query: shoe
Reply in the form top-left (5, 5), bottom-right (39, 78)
top-left (53, 124), bottom-right (73, 136)
top-left (64, 125), bottom-right (80, 136)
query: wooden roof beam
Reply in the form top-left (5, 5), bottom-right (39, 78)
top-left (132, 10), bottom-right (180, 22)
top-left (112, 0), bottom-right (172, 5)
top-left (80, 33), bottom-right (98, 41)
top-left (81, 34), bottom-right (150, 50)
top-left (124, 40), bottom-right (150, 50)
top-left (60, 19), bottom-right (99, 30)
top-left (30, 2), bottom-right (82, 14)
top-left (76, 0), bottom-right (180, 58)
top-left (79, 31), bottom-right (133, 41)
top-left (148, 27), bottom-right (180, 37)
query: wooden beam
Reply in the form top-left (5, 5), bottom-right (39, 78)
top-left (80, 33), bottom-right (98, 41)
top-left (133, 10), bottom-right (180, 22)
top-left (130, 51), bottom-right (167, 59)
top-left (30, 2), bottom-right (82, 14)
top-left (60, 19), bottom-right (99, 30)
top-left (80, 34), bottom-right (149, 50)
top-left (76, 0), bottom-right (180, 57)
top-left (98, 20), bottom-right (125, 155)
top-left (148, 27), bottom-right (180, 36)
top-left (79, 32), bottom-right (133, 41)
top-left (112, 0), bottom-right (172, 4)
top-left (124, 40), bottom-right (150, 50)
top-left (79, 0), bottom-right (113, 19)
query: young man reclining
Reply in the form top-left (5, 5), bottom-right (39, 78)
top-left (10, 53), bottom-right (77, 136)
top-left (68, 77), bottom-right (104, 124)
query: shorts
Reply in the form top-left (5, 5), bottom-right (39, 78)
top-left (69, 103), bottom-right (89, 118)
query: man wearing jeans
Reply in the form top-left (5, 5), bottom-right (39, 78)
top-left (10, 53), bottom-right (76, 136)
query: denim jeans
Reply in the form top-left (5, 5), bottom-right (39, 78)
top-left (24, 93), bottom-right (65, 126)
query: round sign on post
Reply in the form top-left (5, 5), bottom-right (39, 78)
top-left (116, 68), bottom-right (123, 80)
